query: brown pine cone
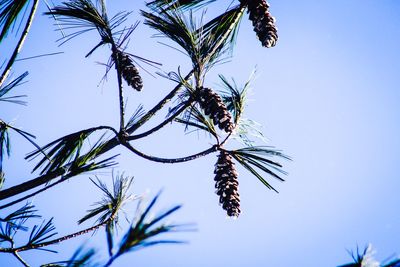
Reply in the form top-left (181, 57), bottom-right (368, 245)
top-left (214, 151), bottom-right (241, 217)
top-left (241, 0), bottom-right (278, 48)
top-left (196, 87), bottom-right (234, 133)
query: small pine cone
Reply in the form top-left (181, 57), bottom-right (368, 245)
top-left (197, 87), bottom-right (234, 132)
top-left (214, 151), bottom-right (241, 217)
top-left (114, 50), bottom-right (143, 91)
top-left (242, 0), bottom-right (278, 48)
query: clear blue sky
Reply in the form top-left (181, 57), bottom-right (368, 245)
top-left (1, 0), bottom-right (400, 266)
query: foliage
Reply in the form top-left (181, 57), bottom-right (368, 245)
top-left (0, 0), bottom-right (30, 42)
top-left (0, 0), bottom-right (295, 265)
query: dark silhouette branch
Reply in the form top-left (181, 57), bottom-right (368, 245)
top-left (122, 141), bottom-right (217, 163)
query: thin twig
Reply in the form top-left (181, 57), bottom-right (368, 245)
top-left (112, 46), bottom-right (126, 133)
top-left (13, 251), bottom-right (30, 267)
top-left (0, 213), bottom-right (116, 253)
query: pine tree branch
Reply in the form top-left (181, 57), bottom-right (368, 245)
top-left (122, 141), bottom-right (217, 163)
top-left (0, 125), bottom-right (118, 202)
top-left (104, 256), bottom-right (115, 267)
top-left (0, 0), bottom-right (39, 88)
top-left (0, 211), bottom-right (117, 253)
top-left (0, 136), bottom-right (121, 202)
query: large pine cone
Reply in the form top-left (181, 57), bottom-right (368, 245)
top-left (214, 151), bottom-right (241, 217)
top-left (113, 50), bottom-right (143, 91)
top-left (241, 0), bottom-right (278, 48)
top-left (196, 87), bottom-right (234, 133)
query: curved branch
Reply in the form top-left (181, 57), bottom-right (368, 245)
top-left (0, 0), bottom-right (39, 87)
top-left (122, 141), bottom-right (217, 163)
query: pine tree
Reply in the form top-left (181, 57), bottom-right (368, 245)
top-left (0, 0), bottom-right (287, 265)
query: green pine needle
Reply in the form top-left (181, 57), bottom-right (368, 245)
top-left (142, 4), bottom-right (244, 75)
top-left (78, 174), bottom-right (134, 226)
top-left (147, 0), bottom-right (215, 11)
top-left (41, 246), bottom-right (98, 267)
top-left (28, 218), bottom-right (57, 246)
top-left (0, 0), bottom-right (30, 42)
top-left (230, 146), bottom-right (290, 192)
top-left (175, 105), bottom-right (217, 138)
top-left (0, 71), bottom-right (28, 105)
top-left (25, 128), bottom-right (113, 175)
top-left (45, 0), bottom-right (130, 49)
top-left (115, 192), bottom-right (189, 257)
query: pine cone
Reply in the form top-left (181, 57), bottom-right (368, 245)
top-left (196, 87), bottom-right (234, 132)
top-left (214, 151), bottom-right (241, 217)
top-left (114, 50), bottom-right (143, 91)
top-left (241, 0), bottom-right (278, 48)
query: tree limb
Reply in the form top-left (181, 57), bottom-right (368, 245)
top-left (122, 141), bottom-right (217, 163)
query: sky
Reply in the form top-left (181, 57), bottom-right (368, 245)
top-left (1, 0), bottom-right (400, 266)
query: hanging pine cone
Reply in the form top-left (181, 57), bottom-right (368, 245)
top-left (196, 87), bottom-right (234, 132)
top-left (214, 151), bottom-right (241, 217)
top-left (113, 50), bottom-right (143, 91)
top-left (241, 0), bottom-right (278, 48)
